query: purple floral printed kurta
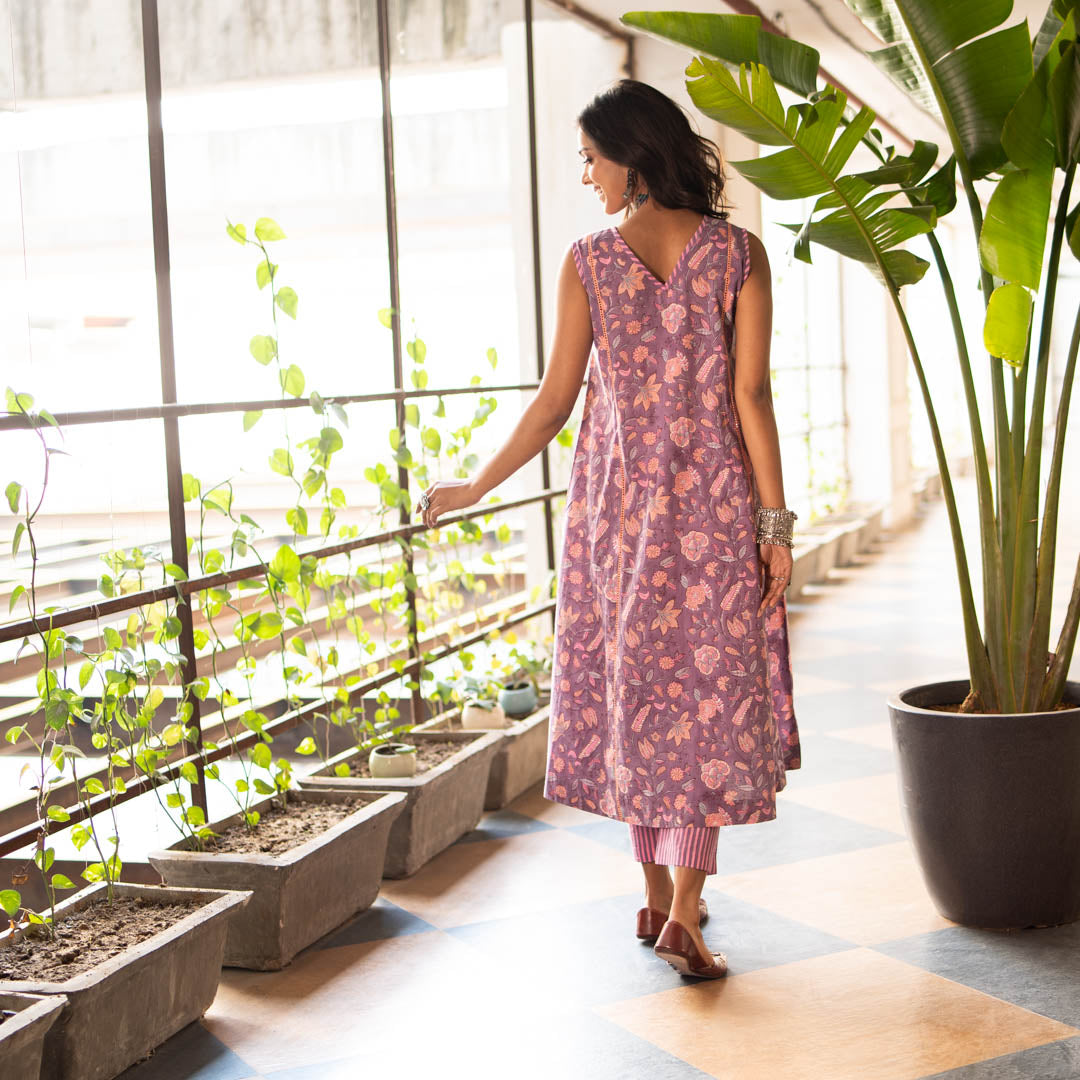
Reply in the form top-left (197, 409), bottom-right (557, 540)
top-left (543, 216), bottom-right (801, 829)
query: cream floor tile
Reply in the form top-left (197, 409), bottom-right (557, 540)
top-left (711, 840), bottom-right (955, 945)
top-left (827, 721), bottom-right (895, 751)
top-left (781, 772), bottom-right (907, 836)
top-left (782, 634), bottom-right (883, 662)
top-left (205, 930), bottom-right (550, 1073)
top-left (593, 947), bottom-right (1079, 1080)
top-left (787, 671), bottom-right (858, 695)
top-left (379, 827), bottom-right (645, 929)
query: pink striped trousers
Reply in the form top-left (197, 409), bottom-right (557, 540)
top-left (628, 824), bottom-right (720, 875)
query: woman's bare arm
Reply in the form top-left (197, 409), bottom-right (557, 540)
top-left (732, 231), bottom-right (786, 510)
top-left (467, 247), bottom-right (593, 501)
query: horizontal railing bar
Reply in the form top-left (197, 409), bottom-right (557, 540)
top-left (0, 597), bottom-right (555, 857)
top-left (0, 487), bottom-right (567, 644)
top-left (0, 379), bottom-right (556, 432)
top-left (0, 584), bottom-right (541, 834)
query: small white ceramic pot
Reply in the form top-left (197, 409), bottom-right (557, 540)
top-left (460, 700), bottom-right (507, 730)
top-left (368, 742), bottom-right (418, 778)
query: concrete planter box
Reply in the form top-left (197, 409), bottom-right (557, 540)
top-left (298, 730), bottom-right (503, 878)
top-left (0, 882), bottom-right (250, 1080)
top-left (0, 992), bottom-right (66, 1080)
top-left (149, 788), bottom-right (406, 971)
top-left (415, 704), bottom-right (551, 811)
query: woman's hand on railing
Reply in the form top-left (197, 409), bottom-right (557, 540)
top-left (415, 480), bottom-right (479, 529)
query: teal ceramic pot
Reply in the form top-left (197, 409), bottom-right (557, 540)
top-left (499, 682), bottom-right (537, 719)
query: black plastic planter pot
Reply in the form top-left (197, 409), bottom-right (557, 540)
top-left (887, 678), bottom-right (1080, 930)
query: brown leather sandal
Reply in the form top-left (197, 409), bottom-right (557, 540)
top-left (635, 897), bottom-right (709, 942)
top-left (653, 917), bottom-right (728, 978)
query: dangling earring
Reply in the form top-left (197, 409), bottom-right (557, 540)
top-left (635, 191), bottom-right (649, 207)
top-left (622, 168), bottom-right (635, 200)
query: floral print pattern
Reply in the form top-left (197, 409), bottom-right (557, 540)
top-left (543, 218), bottom-right (802, 828)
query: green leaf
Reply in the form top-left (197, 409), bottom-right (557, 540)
top-left (5, 480), bottom-right (21, 513)
top-left (8, 583), bottom-right (25, 613)
top-left (270, 544), bottom-right (301, 582)
top-left (250, 334), bottom-right (278, 365)
top-left (286, 505), bottom-right (309, 535)
top-left (12, 521), bottom-right (25, 557)
top-left (275, 286), bottom-right (299, 319)
top-left (0, 889), bottom-right (20, 916)
top-left (255, 216), bottom-right (287, 242)
top-left (296, 736), bottom-right (317, 755)
top-left (252, 612), bottom-right (283, 639)
top-left (404, 403), bottom-right (420, 427)
top-left (280, 364), bottom-right (305, 398)
top-left (983, 283), bottom-right (1033, 368)
top-left (377, 307), bottom-right (393, 327)
top-left (1048, 39), bottom-right (1080, 167)
top-left (243, 409), bottom-right (263, 431)
top-left (422, 427), bottom-right (441, 454)
top-left (406, 337), bottom-right (427, 363)
top-left (270, 448), bottom-right (294, 477)
top-left (255, 258), bottom-right (277, 289)
top-left (182, 473), bottom-right (201, 501)
top-left (78, 660), bottom-right (94, 690)
top-left (251, 741), bottom-right (272, 769)
top-left (83, 777), bottom-right (106, 796)
top-left (226, 221), bottom-right (247, 244)
top-left (51, 873), bottom-right (75, 890)
top-left (487, 346), bottom-right (498, 368)
top-left (253, 778), bottom-right (275, 795)
top-left (46, 805), bottom-right (71, 822)
top-left (978, 163), bottom-right (1054, 290)
top-left (334, 762), bottom-right (350, 778)
top-left (620, 11), bottom-right (820, 96)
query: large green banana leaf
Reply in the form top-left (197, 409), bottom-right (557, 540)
top-left (684, 56), bottom-right (932, 287)
top-left (620, 11), bottom-right (819, 96)
top-left (844, 0), bottom-right (1033, 179)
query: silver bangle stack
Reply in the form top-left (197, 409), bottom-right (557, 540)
top-left (754, 505), bottom-right (797, 547)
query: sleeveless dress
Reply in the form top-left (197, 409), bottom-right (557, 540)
top-left (543, 215), bottom-right (802, 829)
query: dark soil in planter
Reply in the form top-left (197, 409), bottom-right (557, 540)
top-left (202, 794), bottom-right (372, 856)
top-left (346, 737), bottom-right (473, 778)
top-left (935, 700), bottom-right (1078, 713)
top-left (0, 894), bottom-right (202, 983)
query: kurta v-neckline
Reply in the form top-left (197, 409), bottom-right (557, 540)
top-left (612, 214), bottom-right (709, 290)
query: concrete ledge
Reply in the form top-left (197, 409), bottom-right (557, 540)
top-left (788, 501), bottom-right (887, 600)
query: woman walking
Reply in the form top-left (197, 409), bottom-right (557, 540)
top-left (415, 79), bottom-right (801, 979)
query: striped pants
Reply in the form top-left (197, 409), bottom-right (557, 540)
top-left (629, 825), bottom-right (720, 875)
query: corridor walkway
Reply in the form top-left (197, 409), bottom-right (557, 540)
top-left (124, 475), bottom-right (1080, 1080)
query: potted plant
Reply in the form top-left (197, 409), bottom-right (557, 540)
top-left (2, 390), bottom-right (253, 1080)
top-left (416, 647), bottom-right (553, 811)
top-left (620, 1), bottom-right (1080, 928)
top-left (298, 723), bottom-right (504, 878)
top-left (0, 991), bottom-right (66, 1080)
top-left (0, 882), bottom-right (250, 1080)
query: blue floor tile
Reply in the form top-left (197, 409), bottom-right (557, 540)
top-left (873, 921), bottom-right (1080, 1027)
top-left (452, 808), bottom-right (556, 844)
top-left (118, 1022), bottom-right (257, 1080)
top-left (310, 897), bottom-right (438, 950)
top-left (921, 1035), bottom-right (1080, 1079)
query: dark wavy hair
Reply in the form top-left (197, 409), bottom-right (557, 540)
top-left (577, 79), bottom-right (730, 221)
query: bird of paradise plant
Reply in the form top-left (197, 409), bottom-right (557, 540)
top-left (621, 0), bottom-right (1080, 714)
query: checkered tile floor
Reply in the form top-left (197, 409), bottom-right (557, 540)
top-left (122, 478), bottom-right (1080, 1080)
